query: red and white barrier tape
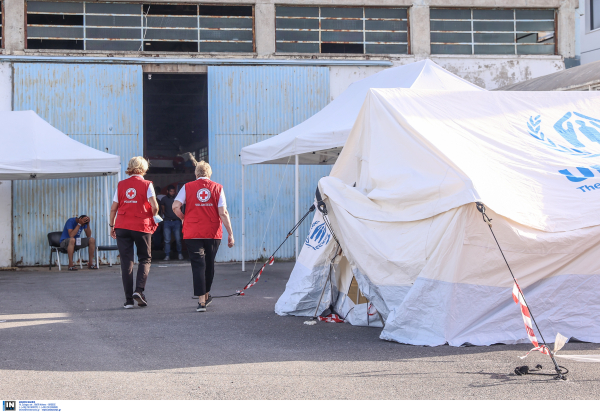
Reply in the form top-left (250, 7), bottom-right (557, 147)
top-left (512, 281), bottom-right (551, 359)
top-left (318, 314), bottom-right (344, 323)
top-left (236, 256), bottom-right (275, 296)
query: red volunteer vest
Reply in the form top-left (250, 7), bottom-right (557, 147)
top-left (114, 176), bottom-right (158, 234)
top-left (182, 179), bottom-right (223, 239)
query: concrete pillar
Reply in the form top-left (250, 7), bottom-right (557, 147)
top-left (4, 0), bottom-right (26, 52)
top-left (255, 1), bottom-right (275, 56)
top-left (410, 4), bottom-right (430, 57)
top-left (0, 63), bottom-right (12, 267)
top-left (557, 0), bottom-right (578, 58)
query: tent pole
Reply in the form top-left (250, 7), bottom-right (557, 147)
top-left (241, 164), bottom-right (245, 272)
top-left (295, 154), bottom-right (299, 259)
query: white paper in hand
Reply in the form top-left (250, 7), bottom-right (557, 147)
top-left (153, 215), bottom-right (163, 224)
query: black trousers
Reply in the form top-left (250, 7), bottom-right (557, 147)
top-left (185, 239), bottom-right (221, 296)
top-left (116, 228), bottom-right (152, 300)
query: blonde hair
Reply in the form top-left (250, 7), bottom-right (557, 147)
top-left (195, 161), bottom-right (212, 178)
top-left (125, 156), bottom-right (149, 176)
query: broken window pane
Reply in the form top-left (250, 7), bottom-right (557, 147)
top-left (26, 39), bottom-right (84, 50)
top-left (143, 41), bottom-right (197, 52)
top-left (321, 43), bottom-right (363, 54)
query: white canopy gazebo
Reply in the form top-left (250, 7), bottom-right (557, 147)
top-left (0, 110), bottom-right (121, 267)
top-left (0, 110), bottom-right (120, 179)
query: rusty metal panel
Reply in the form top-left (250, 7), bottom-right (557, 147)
top-left (13, 63), bottom-right (142, 266)
top-left (208, 66), bottom-right (330, 262)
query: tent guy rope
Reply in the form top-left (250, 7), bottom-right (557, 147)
top-left (213, 204), bottom-right (316, 299)
top-left (475, 202), bottom-right (567, 380)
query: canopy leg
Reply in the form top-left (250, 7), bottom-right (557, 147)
top-left (242, 165), bottom-right (245, 272)
top-left (295, 155), bottom-right (299, 259)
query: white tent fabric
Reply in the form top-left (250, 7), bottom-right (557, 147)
top-left (240, 59), bottom-right (483, 166)
top-left (277, 89), bottom-right (600, 346)
top-left (0, 110), bottom-right (120, 179)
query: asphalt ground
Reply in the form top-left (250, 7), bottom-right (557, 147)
top-left (1, 261), bottom-right (599, 400)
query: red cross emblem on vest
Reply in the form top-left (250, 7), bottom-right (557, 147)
top-left (197, 188), bottom-right (211, 203)
top-left (126, 188), bottom-right (137, 199)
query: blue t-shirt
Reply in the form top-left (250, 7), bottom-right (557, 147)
top-left (60, 218), bottom-right (88, 242)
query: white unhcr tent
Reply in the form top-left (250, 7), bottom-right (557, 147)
top-left (0, 110), bottom-right (120, 179)
top-left (277, 89), bottom-right (600, 346)
top-left (240, 60), bottom-right (483, 266)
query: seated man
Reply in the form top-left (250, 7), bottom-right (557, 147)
top-left (59, 215), bottom-right (96, 270)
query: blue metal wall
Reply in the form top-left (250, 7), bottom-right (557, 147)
top-left (208, 66), bottom-right (331, 262)
top-left (13, 63), bottom-right (143, 266)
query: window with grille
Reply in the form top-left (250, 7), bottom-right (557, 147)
top-left (26, 2), bottom-right (254, 52)
top-left (198, 146), bottom-right (208, 162)
top-left (430, 8), bottom-right (556, 55)
top-left (275, 6), bottom-right (409, 54)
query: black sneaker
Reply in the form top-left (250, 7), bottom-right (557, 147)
top-left (206, 294), bottom-right (213, 307)
top-left (196, 303), bottom-right (206, 312)
top-left (123, 299), bottom-right (134, 309)
top-left (133, 291), bottom-right (147, 307)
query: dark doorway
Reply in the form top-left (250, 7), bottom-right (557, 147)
top-left (143, 73), bottom-right (208, 260)
top-left (143, 73), bottom-right (208, 194)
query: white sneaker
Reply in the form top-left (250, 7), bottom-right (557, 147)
top-left (163, 256), bottom-right (170, 261)
top-left (178, 254), bottom-right (184, 260)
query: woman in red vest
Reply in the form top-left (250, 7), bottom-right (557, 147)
top-left (172, 161), bottom-right (234, 312)
top-left (109, 156), bottom-right (159, 309)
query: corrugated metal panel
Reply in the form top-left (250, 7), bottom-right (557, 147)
top-left (13, 63), bottom-right (142, 266)
top-left (208, 66), bottom-right (331, 262)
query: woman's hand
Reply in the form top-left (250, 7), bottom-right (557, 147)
top-left (110, 227), bottom-right (116, 239)
top-left (228, 234), bottom-right (235, 248)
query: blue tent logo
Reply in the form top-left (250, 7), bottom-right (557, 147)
top-left (305, 221), bottom-right (331, 251)
top-left (528, 112), bottom-right (600, 158)
top-left (528, 112), bottom-right (600, 184)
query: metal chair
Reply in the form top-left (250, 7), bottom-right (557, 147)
top-left (47, 232), bottom-right (82, 271)
top-left (97, 245), bottom-right (119, 267)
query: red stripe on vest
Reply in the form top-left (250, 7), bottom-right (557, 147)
top-left (182, 179), bottom-right (223, 239)
top-left (115, 176), bottom-right (157, 234)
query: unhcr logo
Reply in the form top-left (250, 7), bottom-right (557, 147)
top-left (305, 221), bottom-right (331, 251)
top-left (528, 112), bottom-right (600, 185)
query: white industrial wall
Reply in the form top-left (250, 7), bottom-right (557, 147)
top-left (0, 63), bottom-right (12, 267)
